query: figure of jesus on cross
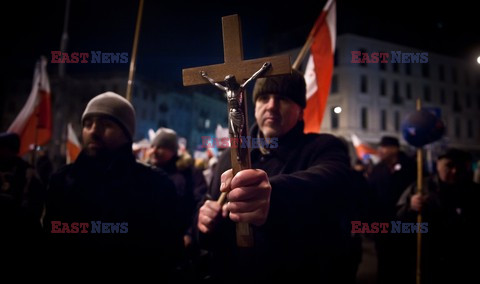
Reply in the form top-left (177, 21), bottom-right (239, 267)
top-left (200, 62), bottom-right (271, 162)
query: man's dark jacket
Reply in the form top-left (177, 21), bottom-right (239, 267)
top-left (199, 122), bottom-right (358, 283)
top-left (397, 175), bottom-right (480, 284)
top-left (368, 151), bottom-right (416, 221)
top-left (44, 144), bottom-right (183, 274)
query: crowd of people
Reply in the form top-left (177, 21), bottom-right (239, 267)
top-left (1, 72), bottom-right (479, 283)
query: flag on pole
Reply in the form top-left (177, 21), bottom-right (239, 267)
top-left (351, 133), bottom-right (378, 162)
top-left (303, 0), bottom-right (336, 133)
top-left (8, 56), bottom-right (52, 155)
top-left (66, 123), bottom-right (81, 164)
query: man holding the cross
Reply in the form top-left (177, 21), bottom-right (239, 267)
top-left (197, 71), bottom-right (356, 283)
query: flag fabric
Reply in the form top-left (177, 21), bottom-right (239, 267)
top-left (303, 0), bottom-right (336, 133)
top-left (8, 57), bottom-right (52, 155)
top-left (132, 138), bottom-right (151, 162)
top-left (351, 133), bottom-right (378, 161)
top-left (66, 123), bottom-right (81, 164)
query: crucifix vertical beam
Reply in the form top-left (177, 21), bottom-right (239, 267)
top-left (182, 14), bottom-right (291, 247)
top-left (222, 15), bottom-right (243, 63)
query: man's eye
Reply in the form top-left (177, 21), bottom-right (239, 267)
top-left (258, 96), bottom-right (270, 102)
top-left (103, 121), bottom-right (114, 127)
top-left (84, 120), bottom-right (93, 127)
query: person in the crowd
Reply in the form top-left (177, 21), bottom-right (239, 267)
top-left (35, 147), bottom-right (53, 185)
top-left (397, 148), bottom-right (480, 284)
top-left (474, 160), bottom-right (480, 184)
top-left (353, 158), bottom-right (367, 174)
top-left (149, 127), bottom-right (195, 245)
top-left (0, 132), bottom-right (45, 258)
top-left (43, 92), bottom-right (183, 276)
top-left (367, 135), bottom-right (416, 284)
top-left (196, 70), bottom-right (359, 283)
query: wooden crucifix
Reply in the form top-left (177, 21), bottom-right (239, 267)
top-left (183, 14), bottom-right (291, 247)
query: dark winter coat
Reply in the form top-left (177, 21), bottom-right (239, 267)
top-left (1, 155), bottom-right (45, 258)
top-left (43, 144), bottom-right (183, 275)
top-left (397, 175), bottom-right (480, 283)
top-left (156, 154), bottom-right (195, 235)
top-left (368, 151), bottom-right (416, 221)
top-left (199, 121), bottom-right (358, 283)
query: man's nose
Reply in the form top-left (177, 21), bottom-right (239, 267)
top-left (87, 121), bottom-right (101, 134)
top-left (451, 167), bottom-right (457, 175)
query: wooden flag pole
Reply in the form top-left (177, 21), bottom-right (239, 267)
top-left (126, 0), bottom-right (144, 102)
top-left (292, 25), bottom-right (318, 71)
top-left (58, 0), bottom-right (71, 78)
top-left (31, 108), bottom-right (40, 166)
top-left (292, 0), bottom-right (333, 70)
top-left (31, 60), bottom-right (44, 166)
top-left (416, 98), bottom-right (423, 284)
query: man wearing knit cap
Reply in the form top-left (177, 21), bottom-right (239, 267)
top-left (149, 128), bottom-right (195, 247)
top-left (197, 70), bottom-right (358, 283)
top-left (397, 148), bottom-right (479, 283)
top-left (150, 127), bottom-right (179, 167)
top-left (43, 92), bottom-right (183, 276)
top-left (367, 135), bottom-right (416, 284)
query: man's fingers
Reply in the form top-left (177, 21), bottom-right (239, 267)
top-left (227, 200), bottom-right (268, 214)
top-left (231, 169), bottom-right (267, 189)
top-left (227, 183), bottom-right (270, 202)
top-left (199, 214), bottom-right (214, 228)
top-left (198, 223), bottom-right (209, 234)
top-left (197, 213), bottom-right (213, 234)
top-left (198, 200), bottom-right (227, 234)
top-left (220, 169), bottom-right (234, 193)
top-left (197, 200), bottom-right (226, 233)
top-left (203, 200), bottom-right (222, 214)
top-left (222, 203), bottom-right (229, 218)
top-left (229, 208), bottom-right (268, 227)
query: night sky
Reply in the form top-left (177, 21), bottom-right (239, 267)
top-left (4, 0), bottom-right (480, 87)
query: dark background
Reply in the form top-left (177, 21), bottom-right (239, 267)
top-left (3, 0), bottom-right (480, 86)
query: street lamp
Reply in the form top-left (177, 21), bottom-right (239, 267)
top-left (334, 106), bottom-right (342, 114)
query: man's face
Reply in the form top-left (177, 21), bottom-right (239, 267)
top-left (150, 147), bottom-right (175, 167)
top-left (436, 158), bottom-right (468, 184)
top-left (82, 115), bottom-right (129, 156)
top-left (378, 145), bottom-right (399, 162)
top-left (254, 94), bottom-right (303, 138)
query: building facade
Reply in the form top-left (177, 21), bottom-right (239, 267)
top-left (321, 34), bottom-right (480, 155)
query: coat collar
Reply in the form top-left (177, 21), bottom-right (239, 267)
top-left (250, 121), bottom-right (305, 161)
top-left (73, 144), bottom-right (135, 177)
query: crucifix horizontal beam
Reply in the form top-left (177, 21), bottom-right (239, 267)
top-left (183, 15), bottom-right (291, 86)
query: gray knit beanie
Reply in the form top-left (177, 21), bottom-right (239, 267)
top-left (151, 128), bottom-right (178, 154)
top-left (252, 69), bottom-right (306, 109)
top-left (81, 92), bottom-right (136, 140)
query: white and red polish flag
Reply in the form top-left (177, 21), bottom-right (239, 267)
top-left (351, 133), bottom-right (378, 160)
top-left (8, 56), bottom-right (52, 155)
top-left (303, 0), bottom-right (336, 133)
top-left (66, 123), bottom-right (81, 164)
